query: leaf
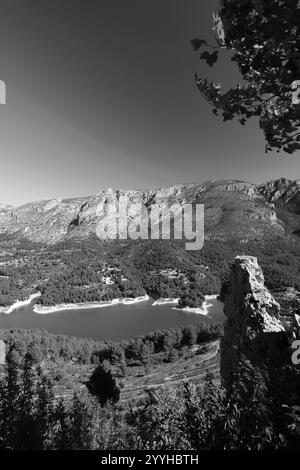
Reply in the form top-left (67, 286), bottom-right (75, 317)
top-left (200, 50), bottom-right (219, 67)
top-left (190, 38), bottom-right (207, 51)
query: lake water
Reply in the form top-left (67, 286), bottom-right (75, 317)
top-left (0, 298), bottom-right (224, 341)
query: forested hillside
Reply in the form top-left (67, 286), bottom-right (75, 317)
top-left (1, 235), bottom-right (299, 310)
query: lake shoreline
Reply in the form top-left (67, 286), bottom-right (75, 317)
top-left (151, 298), bottom-right (180, 306)
top-left (33, 295), bottom-right (150, 314)
top-left (33, 294), bottom-right (219, 315)
top-left (151, 295), bottom-right (219, 316)
top-left (0, 292), bottom-right (41, 315)
top-left (0, 293), bottom-right (224, 341)
top-left (0, 292), bottom-right (220, 318)
top-left (172, 295), bottom-right (219, 316)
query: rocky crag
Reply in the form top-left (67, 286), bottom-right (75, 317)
top-left (222, 256), bottom-right (287, 387)
top-left (221, 256), bottom-right (300, 443)
top-left (0, 340), bottom-right (5, 365)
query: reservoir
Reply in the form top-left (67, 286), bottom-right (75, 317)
top-left (0, 297), bottom-right (224, 341)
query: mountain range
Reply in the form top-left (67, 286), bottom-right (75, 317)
top-left (0, 177), bottom-right (299, 244)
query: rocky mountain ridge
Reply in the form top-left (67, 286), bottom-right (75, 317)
top-left (258, 177), bottom-right (300, 204)
top-left (0, 178), bottom-right (299, 244)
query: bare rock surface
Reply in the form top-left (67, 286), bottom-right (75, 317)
top-left (221, 256), bottom-right (289, 389)
top-left (0, 340), bottom-right (5, 365)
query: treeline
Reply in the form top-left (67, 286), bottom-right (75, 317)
top-left (0, 346), bottom-right (298, 450)
top-left (0, 322), bottom-right (223, 366)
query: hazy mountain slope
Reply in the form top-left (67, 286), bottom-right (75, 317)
top-left (0, 197), bottom-right (88, 243)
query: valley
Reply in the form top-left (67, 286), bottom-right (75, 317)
top-left (0, 178), bottom-right (300, 320)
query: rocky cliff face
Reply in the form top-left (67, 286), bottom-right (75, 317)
top-left (0, 197), bottom-right (88, 244)
top-left (258, 178), bottom-right (300, 235)
top-left (258, 177), bottom-right (300, 205)
top-left (221, 256), bottom-right (299, 391)
top-left (0, 340), bottom-right (5, 365)
top-left (0, 178), bottom-right (294, 244)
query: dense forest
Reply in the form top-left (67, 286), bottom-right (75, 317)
top-left (1, 235), bottom-right (300, 309)
top-left (0, 322), bottom-right (222, 366)
top-left (0, 338), bottom-right (298, 450)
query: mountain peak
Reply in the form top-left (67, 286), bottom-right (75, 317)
top-left (258, 177), bottom-right (300, 203)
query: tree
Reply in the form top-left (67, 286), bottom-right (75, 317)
top-left (131, 387), bottom-right (189, 450)
top-left (87, 360), bottom-right (120, 407)
top-left (167, 348), bottom-right (179, 363)
top-left (192, 0), bottom-right (300, 154)
top-left (0, 346), bottom-right (57, 450)
top-left (35, 370), bottom-right (56, 449)
top-left (68, 391), bottom-right (101, 450)
top-left (181, 325), bottom-right (197, 347)
top-left (17, 352), bottom-right (40, 449)
top-left (126, 363), bottom-right (290, 450)
top-left (0, 347), bottom-right (23, 449)
top-left (53, 399), bottom-right (73, 450)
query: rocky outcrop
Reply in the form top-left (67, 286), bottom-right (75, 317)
top-left (0, 340), bottom-right (5, 365)
top-left (258, 178), bottom-right (300, 236)
top-left (221, 256), bottom-right (296, 390)
top-left (258, 177), bottom-right (300, 205)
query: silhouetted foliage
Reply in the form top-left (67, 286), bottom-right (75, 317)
top-left (193, 0), bottom-right (300, 154)
top-left (87, 361), bottom-right (120, 407)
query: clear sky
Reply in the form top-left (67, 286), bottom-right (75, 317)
top-left (0, 0), bottom-right (299, 206)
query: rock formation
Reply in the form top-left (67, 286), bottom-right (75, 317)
top-left (258, 177), bottom-right (300, 205)
top-left (221, 256), bottom-right (297, 390)
top-left (221, 256), bottom-right (300, 445)
top-left (0, 340), bottom-right (5, 365)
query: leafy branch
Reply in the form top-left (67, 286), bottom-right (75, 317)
top-left (192, 0), bottom-right (300, 154)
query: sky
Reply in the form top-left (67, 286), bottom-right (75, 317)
top-left (0, 0), bottom-right (299, 207)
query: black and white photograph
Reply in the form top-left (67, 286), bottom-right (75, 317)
top-left (0, 0), bottom-right (299, 456)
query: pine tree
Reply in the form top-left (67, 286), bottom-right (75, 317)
top-left (52, 398), bottom-right (74, 450)
top-left (87, 360), bottom-right (120, 407)
top-left (0, 347), bottom-right (23, 449)
top-left (35, 369), bottom-right (56, 449)
top-left (69, 390), bottom-right (100, 450)
top-left (17, 352), bottom-right (39, 449)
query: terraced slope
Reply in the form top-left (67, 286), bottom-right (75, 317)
top-left (50, 340), bottom-right (221, 406)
